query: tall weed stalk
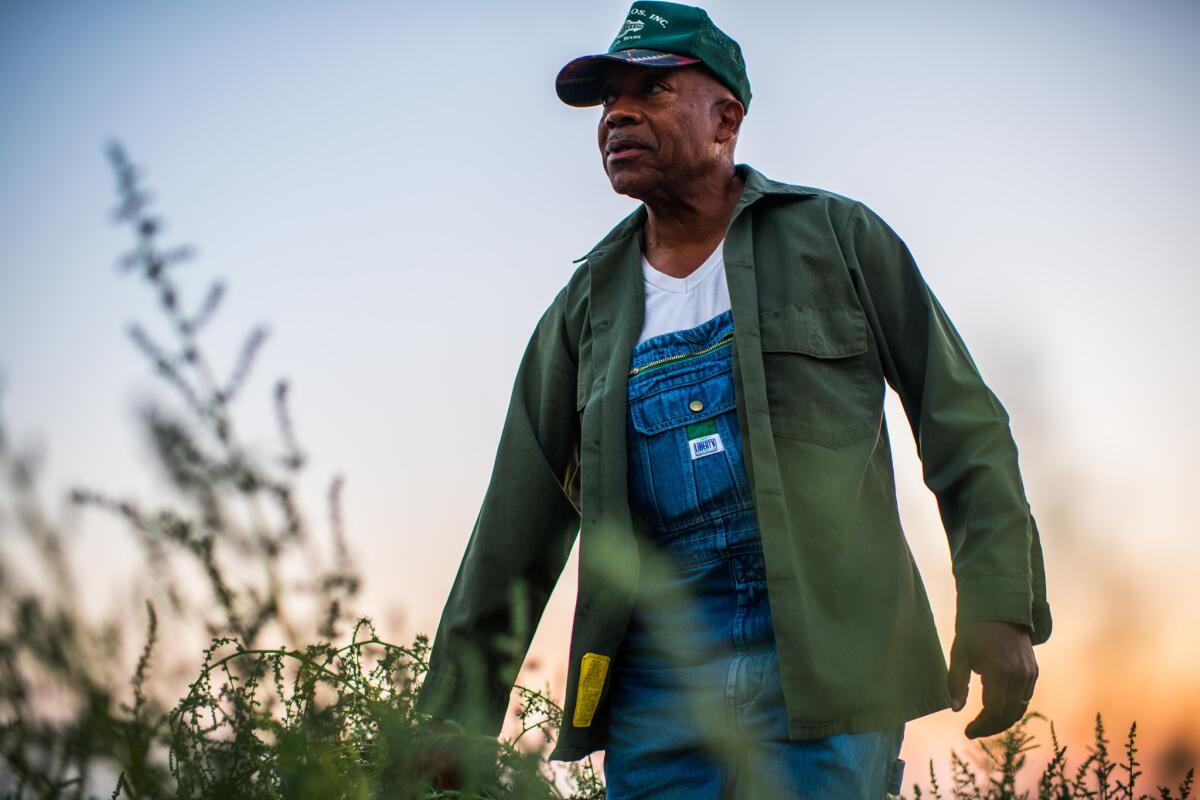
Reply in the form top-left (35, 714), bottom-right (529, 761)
top-left (0, 144), bottom-right (1193, 799)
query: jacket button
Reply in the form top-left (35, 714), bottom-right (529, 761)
top-left (689, 399), bottom-right (704, 412)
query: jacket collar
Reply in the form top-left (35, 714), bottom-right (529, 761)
top-left (574, 163), bottom-right (815, 266)
top-left (735, 162), bottom-right (820, 206)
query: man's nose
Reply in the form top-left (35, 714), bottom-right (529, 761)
top-left (603, 97), bottom-right (641, 128)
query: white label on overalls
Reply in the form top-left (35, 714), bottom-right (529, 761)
top-left (689, 432), bottom-right (725, 460)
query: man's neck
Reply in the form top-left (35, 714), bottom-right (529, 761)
top-left (640, 165), bottom-right (745, 279)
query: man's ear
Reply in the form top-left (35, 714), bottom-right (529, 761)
top-left (715, 98), bottom-right (745, 145)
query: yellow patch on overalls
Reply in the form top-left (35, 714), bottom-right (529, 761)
top-left (571, 652), bottom-right (611, 728)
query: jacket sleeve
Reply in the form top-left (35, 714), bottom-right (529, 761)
top-left (413, 284), bottom-right (583, 735)
top-left (838, 201), bottom-right (1052, 646)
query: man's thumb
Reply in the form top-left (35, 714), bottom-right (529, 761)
top-left (947, 641), bottom-right (970, 712)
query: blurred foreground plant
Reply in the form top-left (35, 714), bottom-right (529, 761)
top-left (0, 141), bottom-right (603, 798)
top-left (0, 143), bottom-right (1193, 799)
top-left (161, 618), bottom-right (604, 799)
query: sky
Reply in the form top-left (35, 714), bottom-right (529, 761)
top-left (2, 0), bottom-right (1199, 792)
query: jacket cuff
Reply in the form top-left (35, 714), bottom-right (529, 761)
top-left (1029, 598), bottom-right (1052, 646)
top-left (413, 666), bottom-right (512, 738)
top-left (955, 575), bottom-right (1035, 632)
top-left (955, 579), bottom-right (1052, 646)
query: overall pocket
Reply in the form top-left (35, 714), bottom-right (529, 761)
top-left (627, 363), bottom-right (753, 531)
top-left (759, 304), bottom-right (878, 448)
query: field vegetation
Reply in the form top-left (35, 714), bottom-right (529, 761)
top-left (0, 144), bottom-right (1192, 800)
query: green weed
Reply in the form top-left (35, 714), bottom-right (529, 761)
top-left (0, 144), bottom-right (1192, 799)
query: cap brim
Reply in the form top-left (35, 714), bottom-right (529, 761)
top-left (555, 49), bottom-right (702, 107)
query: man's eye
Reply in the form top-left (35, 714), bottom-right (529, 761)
top-left (645, 80), bottom-right (666, 94)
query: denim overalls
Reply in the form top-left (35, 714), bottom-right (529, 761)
top-left (602, 308), bottom-right (907, 800)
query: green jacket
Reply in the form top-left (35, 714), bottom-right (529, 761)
top-left (414, 163), bottom-right (1052, 762)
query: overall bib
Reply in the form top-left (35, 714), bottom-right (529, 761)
top-left (602, 308), bottom-right (907, 800)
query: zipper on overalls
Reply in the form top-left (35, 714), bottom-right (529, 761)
top-left (628, 332), bottom-right (734, 378)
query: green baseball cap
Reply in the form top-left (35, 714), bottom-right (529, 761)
top-left (555, 1), bottom-right (752, 112)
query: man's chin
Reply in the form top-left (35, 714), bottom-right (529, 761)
top-left (605, 169), bottom-right (658, 200)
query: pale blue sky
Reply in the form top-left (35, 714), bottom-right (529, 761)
top-left (2, 0), bottom-right (1199, 782)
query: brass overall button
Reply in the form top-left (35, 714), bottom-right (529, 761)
top-left (688, 399), bottom-right (704, 412)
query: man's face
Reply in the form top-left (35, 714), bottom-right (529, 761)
top-left (596, 62), bottom-right (734, 199)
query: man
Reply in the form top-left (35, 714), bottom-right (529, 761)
top-left (414, 3), bottom-right (1051, 798)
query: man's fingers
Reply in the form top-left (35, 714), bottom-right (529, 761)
top-left (1013, 653), bottom-right (1038, 725)
top-left (1020, 667), bottom-right (1035, 707)
top-left (967, 663), bottom-right (1038, 738)
top-left (947, 639), bottom-right (971, 712)
top-left (1000, 670), bottom-right (1030, 729)
top-left (956, 621), bottom-right (1040, 739)
top-left (433, 761), bottom-right (462, 792)
top-left (414, 732), bottom-right (464, 791)
top-left (1023, 654), bottom-right (1039, 703)
top-left (965, 667), bottom-right (1012, 739)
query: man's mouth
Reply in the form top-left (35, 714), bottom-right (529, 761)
top-left (606, 139), bottom-right (650, 163)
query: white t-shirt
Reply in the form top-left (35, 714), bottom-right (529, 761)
top-left (636, 239), bottom-right (731, 346)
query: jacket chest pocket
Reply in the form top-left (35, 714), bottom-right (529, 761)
top-left (759, 304), bottom-right (880, 448)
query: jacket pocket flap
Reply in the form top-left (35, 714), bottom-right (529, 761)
top-left (759, 305), bottom-right (868, 358)
top-left (630, 373), bottom-right (736, 435)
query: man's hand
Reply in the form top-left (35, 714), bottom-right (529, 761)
top-left (947, 619), bottom-right (1039, 739)
top-left (413, 718), bottom-right (463, 791)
